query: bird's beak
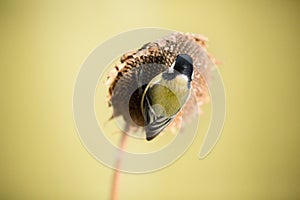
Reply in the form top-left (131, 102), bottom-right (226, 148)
top-left (191, 70), bottom-right (194, 80)
top-left (168, 62), bottom-right (175, 73)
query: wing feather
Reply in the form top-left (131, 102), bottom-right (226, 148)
top-left (143, 88), bottom-right (175, 141)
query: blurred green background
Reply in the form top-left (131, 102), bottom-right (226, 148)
top-left (1, 0), bottom-right (299, 199)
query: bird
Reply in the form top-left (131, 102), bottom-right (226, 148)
top-left (141, 54), bottom-right (194, 140)
top-left (106, 32), bottom-right (216, 140)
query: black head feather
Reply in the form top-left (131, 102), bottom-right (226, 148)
top-left (173, 54), bottom-right (193, 81)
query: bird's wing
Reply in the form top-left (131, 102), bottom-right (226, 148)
top-left (143, 86), bottom-right (175, 141)
top-left (145, 115), bottom-right (174, 141)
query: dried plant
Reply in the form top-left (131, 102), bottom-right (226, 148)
top-left (106, 32), bottom-right (217, 200)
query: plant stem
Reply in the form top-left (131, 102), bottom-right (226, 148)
top-left (110, 132), bottom-right (128, 200)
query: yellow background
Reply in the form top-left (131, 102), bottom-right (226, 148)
top-left (1, 0), bottom-right (299, 199)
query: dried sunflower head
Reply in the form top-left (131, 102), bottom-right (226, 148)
top-left (106, 32), bottom-right (216, 140)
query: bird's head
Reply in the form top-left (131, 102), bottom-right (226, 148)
top-left (173, 54), bottom-right (194, 81)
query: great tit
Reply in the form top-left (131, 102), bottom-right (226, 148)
top-left (141, 54), bottom-right (194, 141)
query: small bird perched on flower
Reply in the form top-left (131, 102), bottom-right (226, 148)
top-left (142, 54), bottom-right (194, 140)
top-left (106, 32), bottom-right (216, 141)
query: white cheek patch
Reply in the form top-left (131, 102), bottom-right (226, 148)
top-left (179, 74), bottom-right (189, 82)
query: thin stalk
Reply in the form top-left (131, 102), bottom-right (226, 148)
top-left (110, 131), bottom-right (128, 200)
